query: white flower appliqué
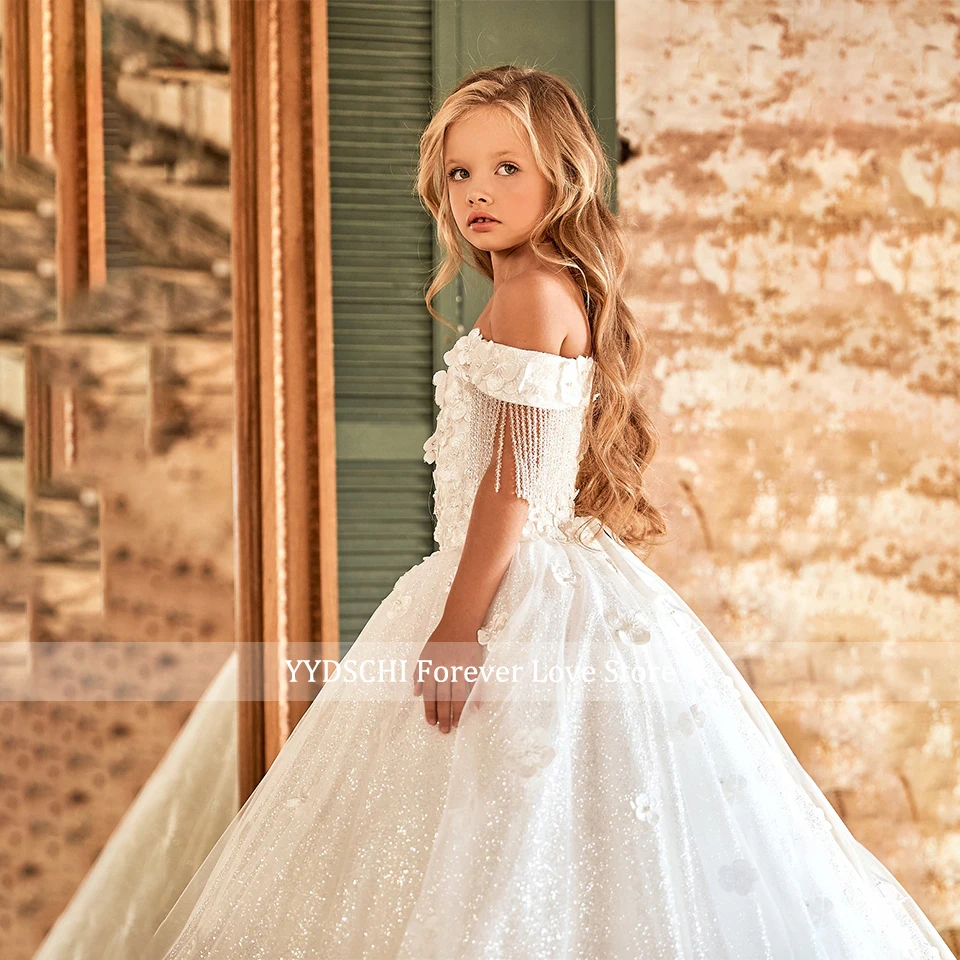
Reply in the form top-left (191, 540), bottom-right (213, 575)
top-left (608, 608), bottom-right (652, 645)
top-left (476, 354), bottom-right (522, 396)
top-left (428, 330), bottom-right (594, 553)
top-left (806, 895), bottom-right (834, 928)
top-left (677, 704), bottom-right (706, 735)
top-left (718, 858), bottom-right (758, 895)
top-left (503, 726), bottom-right (556, 778)
top-left (386, 592), bottom-right (412, 621)
top-left (432, 368), bottom-right (447, 406)
top-left (717, 673), bottom-right (743, 701)
top-left (719, 773), bottom-right (748, 805)
top-left (422, 435), bottom-right (439, 464)
top-left (548, 557), bottom-right (580, 588)
top-left (444, 389), bottom-right (469, 424)
top-left (629, 790), bottom-right (660, 824)
top-left (477, 608), bottom-right (508, 648)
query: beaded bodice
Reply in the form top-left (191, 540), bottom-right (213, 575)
top-left (422, 327), bottom-right (596, 552)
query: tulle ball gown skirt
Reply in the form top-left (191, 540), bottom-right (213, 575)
top-left (141, 521), bottom-right (953, 960)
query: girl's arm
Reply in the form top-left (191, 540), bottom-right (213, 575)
top-left (439, 276), bottom-right (573, 634)
top-left (436, 427), bottom-right (529, 636)
top-left (414, 275), bottom-right (577, 732)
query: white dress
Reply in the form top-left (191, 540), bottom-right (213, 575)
top-left (142, 327), bottom-right (954, 960)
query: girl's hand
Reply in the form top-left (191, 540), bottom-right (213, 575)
top-left (413, 618), bottom-right (485, 733)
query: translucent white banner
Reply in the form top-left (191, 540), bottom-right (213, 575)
top-left (0, 640), bottom-right (958, 703)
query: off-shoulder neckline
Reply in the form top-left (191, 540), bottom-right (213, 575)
top-left (467, 326), bottom-right (594, 364)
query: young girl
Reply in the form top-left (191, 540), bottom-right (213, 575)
top-left (142, 66), bottom-right (954, 960)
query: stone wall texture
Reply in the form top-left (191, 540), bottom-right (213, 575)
top-left (616, 0), bottom-right (960, 942)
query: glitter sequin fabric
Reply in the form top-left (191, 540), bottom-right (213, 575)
top-left (141, 331), bottom-right (954, 960)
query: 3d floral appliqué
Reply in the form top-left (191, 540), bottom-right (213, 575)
top-left (719, 773), bottom-right (748, 805)
top-left (427, 329), bottom-right (594, 553)
top-left (718, 858), bottom-right (758, 895)
top-left (386, 592), bottom-right (412, 621)
top-left (548, 558), bottom-right (580, 588)
top-left (677, 704), bottom-right (706, 735)
top-left (503, 726), bottom-right (556, 778)
top-left (475, 354), bottom-right (522, 397)
top-left (629, 790), bottom-right (660, 824)
top-left (422, 432), bottom-right (439, 465)
top-left (432, 368), bottom-right (447, 406)
top-left (608, 607), bottom-right (652, 645)
top-left (477, 608), bottom-right (509, 648)
top-left (806, 895), bottom-right (834, 928)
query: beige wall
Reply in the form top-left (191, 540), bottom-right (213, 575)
top-left (617, 0), bottom-right (960, 937)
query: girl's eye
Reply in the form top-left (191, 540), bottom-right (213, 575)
top-left (447, 161), bottom-right (518, 182)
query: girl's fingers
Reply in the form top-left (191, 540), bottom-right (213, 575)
top-left (415, 656), bottom-right (433, 703)
top-left (414, 660), bottom-right (482, 729)
top-left (423, 675), bottom-right (437, 726)
top-left (437, 679), bottom-right (452, 733)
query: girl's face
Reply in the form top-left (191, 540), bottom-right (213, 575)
top-left (443, 106), bottom-right (552, 254)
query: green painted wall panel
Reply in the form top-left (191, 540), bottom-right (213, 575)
top-left (330, 0), bottom-right (616, 657)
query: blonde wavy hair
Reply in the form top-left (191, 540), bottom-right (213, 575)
top-left (414, 64), bottom-right (669, 555)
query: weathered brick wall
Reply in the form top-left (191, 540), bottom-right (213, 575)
top-left (617, 0), bottom-right (960, 942)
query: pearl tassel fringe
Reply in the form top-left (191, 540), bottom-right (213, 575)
top-left (467, 385), bottom-right (583, 508)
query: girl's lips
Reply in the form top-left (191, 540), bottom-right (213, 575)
top-left (469, 218), bottom-right (500, 230)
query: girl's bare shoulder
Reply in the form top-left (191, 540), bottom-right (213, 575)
top-left (489, 268), bottom-right (591, 359)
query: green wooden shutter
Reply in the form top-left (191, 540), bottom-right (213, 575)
top-left (329, 0), bottom-right (616, 658)
top-left (328, 0), bottom-right (437, 657)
